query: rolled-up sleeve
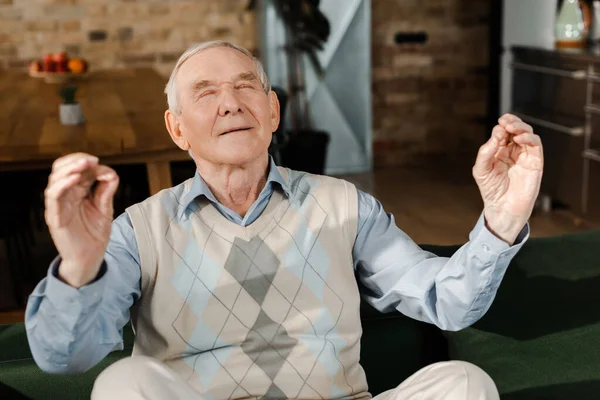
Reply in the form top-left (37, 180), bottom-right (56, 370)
top-left (25, 213), bottom-right (142, 374)
top-left (353, 189), bottom-right (529, 331)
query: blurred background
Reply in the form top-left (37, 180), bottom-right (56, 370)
top-left (0, 0), bottom-right (598, 318)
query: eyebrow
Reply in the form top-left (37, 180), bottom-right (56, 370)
top-left (237, 71), bottom-right (258, 83)
top-left (191, 72), bottom-right (259, 92)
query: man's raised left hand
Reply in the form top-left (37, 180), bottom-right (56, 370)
top-left (472, 113), bottom-right (544, 245)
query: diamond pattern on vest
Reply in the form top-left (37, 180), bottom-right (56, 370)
top-left (162, 180), bottom-right (360, 398)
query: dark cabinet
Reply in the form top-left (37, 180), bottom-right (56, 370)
top-left (511, 46), bottom-right (600, 222)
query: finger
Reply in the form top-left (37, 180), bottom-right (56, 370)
top-left (94, 165), bottom-right (117, 180)
top-left (49, 157), bottom-right (98, 186)
top-left (52, 153), bottom-right (98, 172)
top-left (45, 173), bottom-right (82, 202)
top-left (505, 121), bottom-right (533, 135)
top-left (514, 133), bottom-right (544, 167)
top-left (512, 132), bottom-right (542, 147)
top-left (498, 113), bottom-right (520, 125)
top-left (491, 124), bottom-right (508, 144)
top-left (44, 174), bottom-right (83, 227)
top-left (93, 170), bottom-right (119, 217)
top-left (473, 127), bottom-right (505, 176)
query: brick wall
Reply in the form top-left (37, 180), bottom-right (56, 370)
top-left (0, 0), bottom-right (256, 77)
top-left (372, 0), bottom-right (491, 166)
top-left (0, 0), bottom-right (490, 166)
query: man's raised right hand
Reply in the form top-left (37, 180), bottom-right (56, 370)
top-left (44, 153), bottom-right (119, 288)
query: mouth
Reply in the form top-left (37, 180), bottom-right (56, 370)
top-left (219, 126), bottom-right (253, 136)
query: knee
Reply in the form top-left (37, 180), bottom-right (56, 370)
top-left (96, 355), bottom-right (161, 383)
top-left (436, 361), bottom-right (499, 399)
top-left (92, 356), bottom-right (160, 400)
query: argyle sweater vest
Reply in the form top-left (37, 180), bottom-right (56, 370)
top-left (126, 167), bottom-right (369, 400)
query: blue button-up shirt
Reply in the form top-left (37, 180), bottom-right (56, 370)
top-left (25, 157), bottom-right (529, 374)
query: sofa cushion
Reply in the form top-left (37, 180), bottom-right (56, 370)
top-left (0, 323), bottom-right (134, 400)
top-left (441, 229), bottom-right (600, 399)
top-left (0, 323), bottom-right (34, 363)
top-left (0, 353), bottom-right (129, 400)
top-left (359, 300), bottom-right (448, 396)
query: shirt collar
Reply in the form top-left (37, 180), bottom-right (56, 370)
top-left (178, 155), bottom-right (290, 218)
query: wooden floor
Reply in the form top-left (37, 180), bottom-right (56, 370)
top-left (1, 162), bottom-right (596, 324)
top-left (339, 162), bottom-right (597, 245)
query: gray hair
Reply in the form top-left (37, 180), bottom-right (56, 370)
top-left (165, 40), bottom-right (271, 115)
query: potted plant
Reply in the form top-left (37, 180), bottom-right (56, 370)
top-left (58, 83), bottom-right (85, 125)
top-left (250, 0), bottom-right (332, 174)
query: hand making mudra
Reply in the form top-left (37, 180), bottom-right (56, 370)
top-left (472, 113), bottom-right (543, 245)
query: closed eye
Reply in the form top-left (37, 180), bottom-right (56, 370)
top-left (198, 90), bottom-right (217, 98)
top-left (236, 83), bottom-right (255, 90)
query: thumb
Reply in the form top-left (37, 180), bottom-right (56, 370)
top-left (473, 125), bottom-right (504, 178)
top-left (93, 167), bottom-right (119, 217)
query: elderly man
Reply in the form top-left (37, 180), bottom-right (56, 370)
top-left (25, 40), bottom-right (542, 400)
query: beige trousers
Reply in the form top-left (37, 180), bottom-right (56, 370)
top-left (92, 356), bottom-right (499, 400)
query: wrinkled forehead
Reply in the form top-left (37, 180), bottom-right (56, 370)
top-left (177, 47), bottom-right (258, 90)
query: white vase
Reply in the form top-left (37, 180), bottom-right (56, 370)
top-left (59, 103), bottom-right (85, 125)
top-left (591, 0), bottom-right (600, 43)
top-left (555, 0), bottom-right (591, 48)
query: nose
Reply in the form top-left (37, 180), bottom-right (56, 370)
top-left (218, 87), bottom-right (242, 117)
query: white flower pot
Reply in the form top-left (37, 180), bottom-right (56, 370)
top-left (59, 103), bottom-right (85, 125)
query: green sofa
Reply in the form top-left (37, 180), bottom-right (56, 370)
top-left (2, 229), bottom-right (599, 399)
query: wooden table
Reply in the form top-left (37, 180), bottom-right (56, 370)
top-left (0, 68), bottom-right (191, 194)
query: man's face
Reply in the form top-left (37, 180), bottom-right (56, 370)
top-left (172, 47), bottom-right (279, 165)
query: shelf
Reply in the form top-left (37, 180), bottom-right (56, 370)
top-left (511, 61), bottom-right (587, 80)
top-left (584, 149), bottom-right (600, 162)
top-left (512, 109), bottom-right (585, 137)
top-left (512, 45), bottom-right (600, 64)
top-left (585, 104), bottom-right (600, 114)
top-left (583, 103), bottom-right (600, 116)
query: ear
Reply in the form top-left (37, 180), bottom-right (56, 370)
top-left (164, 110), bottom-right (190, 151)
top-left (269, 90), bottom-right (281, 133)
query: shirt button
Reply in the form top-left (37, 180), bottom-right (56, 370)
top-left (482, 244), bottom-right (490, 252)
